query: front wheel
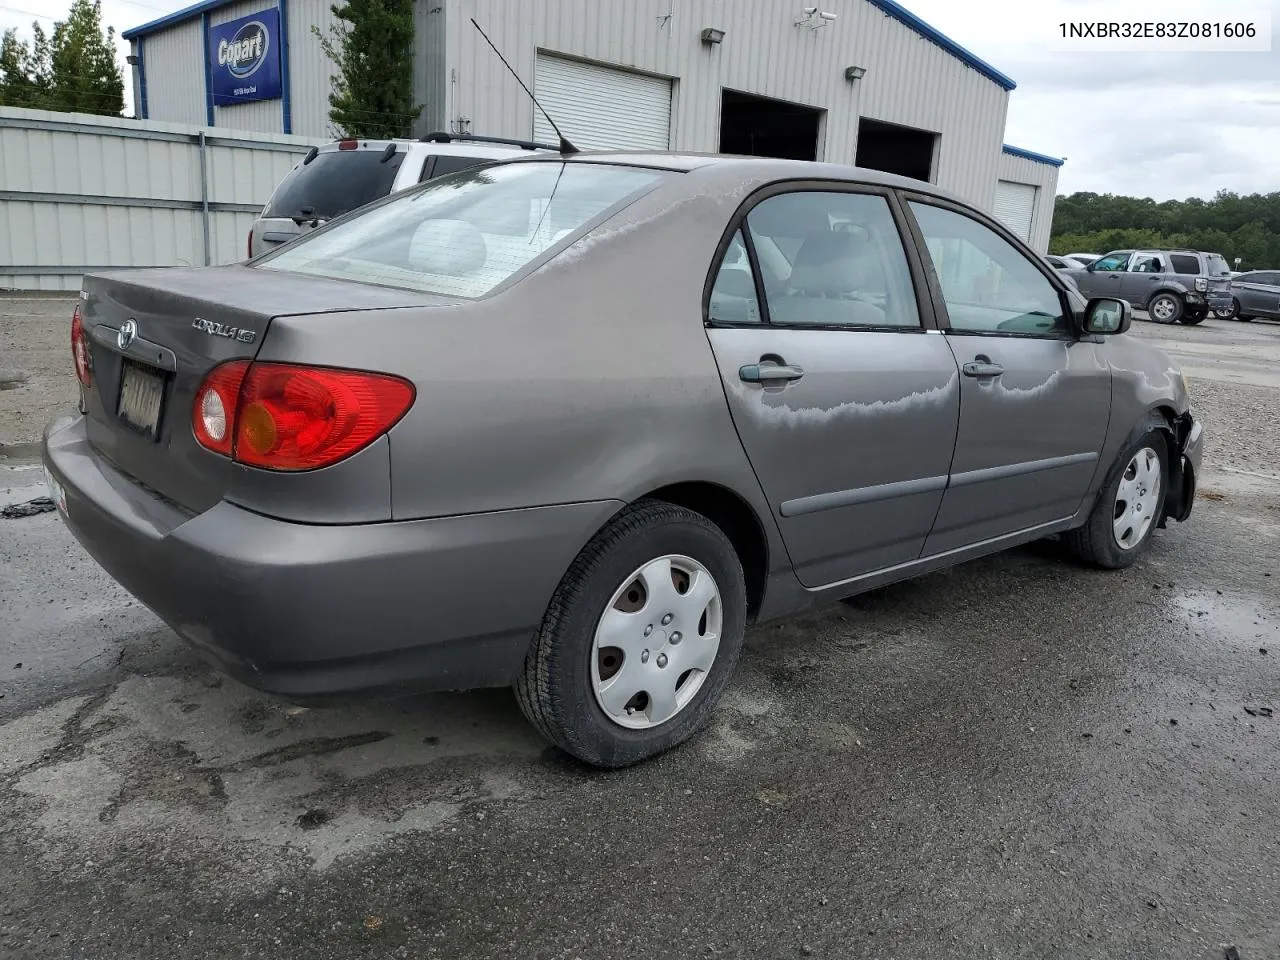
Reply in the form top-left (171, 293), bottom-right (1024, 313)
top-left (1147, 293), bottom-right (1183, 324)
top-left (1213, 298), bottom-right (1240, 321)
top-left (516, 500), bottom-right (747, 768)
top-left (1065, 430), bottom-right (1169, 569)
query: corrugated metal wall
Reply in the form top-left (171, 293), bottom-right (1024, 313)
top-left (0, 107), bottom-right (323, 291)
top-left (211, 0), bottom-right (284, 133)
top-left (998, 150), bottom-right (1060, 254)
top-left (289, 0), bottom-right (342, 137)
top-left (137, 18), bottom-right (207, 127)
top-left (414, 0), bottom-right (448, 136)
top-left (439, 0), bottom-right (1010, 208)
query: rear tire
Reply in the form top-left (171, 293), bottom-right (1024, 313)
top-left (1065, 429), bottom-right (1169, 569)
top-left (1147, 293), bottom-right (1183, 325)
top-left (516, 499), bottom-right (747, 768)
top-left (1180, 309), bottom-right (1207, 325)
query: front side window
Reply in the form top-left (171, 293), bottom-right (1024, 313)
top-left (1169, 254), bottom-right (1201, 274)
top-left (257, 162), bottom-right (666, 297)
top-left (743, 191), bottom-right (921, 329)
top-left (910, 201), bottom-right (1068, 336)
top-left (1091, 252), bottom-right (1132, 272)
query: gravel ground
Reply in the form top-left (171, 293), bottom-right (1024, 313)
top-left (0, 299), bottom-right (1277, 960)
top-left (0, 295), bottom-right (78, 455)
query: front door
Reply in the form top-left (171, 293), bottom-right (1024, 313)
top-left (1076, 250), bottom-right (1132, 300)
top-left (704, 188), bottom-right (961, 588)
top-left (1238, 272), bottom-right (1280, 318)
top-left (906, 199), bottom-right (1113, 555)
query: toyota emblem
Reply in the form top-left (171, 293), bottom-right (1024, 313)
top-left (118, 319), bottom-right (137, 351)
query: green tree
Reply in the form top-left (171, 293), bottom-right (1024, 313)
top-left (314, 0), bottom-right (419, 138)
top-left (0, 25), bottom-right (50, 108)
top-left (48, 0), bottom-right (124, 116)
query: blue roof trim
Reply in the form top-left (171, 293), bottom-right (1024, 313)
top-left (1002, 144), bottom-right (1065, 167)
top-left (123, 0), bottom-right (238, 39)
top-left (865, 0), bottom-right (1016, 91)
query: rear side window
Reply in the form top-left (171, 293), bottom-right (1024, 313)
top-left (1169, 254), bottom-right (1200, 274)
top-left (421, 154), bottom-right (494, 182)
top-left (257, 162), bottom-right (667, 297)
top-left (743, 191), bottom-right (921, 329)
top-left (263, 150), bottom-right (405, 221)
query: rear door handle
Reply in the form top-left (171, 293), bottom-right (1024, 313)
top-left (962, 359), bottom-right (1004, 379)
top-left (739, 362), bottom-right (805, 383)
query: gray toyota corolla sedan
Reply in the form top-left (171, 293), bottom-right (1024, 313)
top-left (43, 153), bottom-right (1203, 767)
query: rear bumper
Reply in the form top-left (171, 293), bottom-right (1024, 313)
top-left (43, 415), bottom-right (621, 699)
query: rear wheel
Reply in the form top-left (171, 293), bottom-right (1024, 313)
top-left (516, 500), bottom-right (747, 768)
top-left (1148, 293), bottom-right (1183, 325)
top-left (1065, 430), bottom-right (1168, 569)
top-left (1180, 309), bottom-right (1207, 325)
top-left (1213, 298), bottom-right (1240, 321)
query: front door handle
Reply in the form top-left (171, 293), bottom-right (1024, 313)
top-left (739, 362), bottom-right (805, 383)
top-left (962, 358), bottom-right (1005, 379)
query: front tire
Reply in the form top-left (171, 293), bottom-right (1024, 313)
top-left (1147, 293), bottom-right (1183, 325)
top-left (1213, 298), bottom-right (1240, 321)
top-left (1065, 429), bottom-right (1169, 569)
top-left (516, 500), bottom-right (747, 768)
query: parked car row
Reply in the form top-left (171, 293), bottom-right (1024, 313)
top-left (1059, 249), bottom-right (1233, 325)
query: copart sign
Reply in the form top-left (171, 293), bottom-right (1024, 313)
top-left (208, 8), bottom-right (281, 106)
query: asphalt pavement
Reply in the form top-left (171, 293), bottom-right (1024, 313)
top-left (1, 302), bottom-right (1278, 960)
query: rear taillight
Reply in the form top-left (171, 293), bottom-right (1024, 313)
top-left (192, 362), bottom-right (415, 471)
top-left (193, 360), bottom-right (249, 456)
top-left (71, 302), bottom-right (91, 386)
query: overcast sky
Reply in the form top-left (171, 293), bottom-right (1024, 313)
top-left (3, 0), bottom-right (1277, 201)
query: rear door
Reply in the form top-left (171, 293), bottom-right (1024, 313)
top-left (249, 145), bottom-right (405, 257)
top-left (704, 186), bottom-right (961, 588)
top-left (1122, 251), bottom-right (1168, 304)
top-left (1238, 272), bottom-right (1280, 316)
top-left (904, 197), bottom-right (1112, 555)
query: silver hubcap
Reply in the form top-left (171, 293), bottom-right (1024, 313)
top-left (1151, 298), bottom-right (1175, 321)
top-left (591, 554), bottom-right (723, 730)
top-left (1113, 447), bottom-right (1162, 550)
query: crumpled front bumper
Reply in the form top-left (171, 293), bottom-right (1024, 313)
top-left (1162, 413), bottom-right (1202, 525)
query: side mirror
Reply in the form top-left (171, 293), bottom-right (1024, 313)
top-left (1083, 297), bottom-right (1131, 335)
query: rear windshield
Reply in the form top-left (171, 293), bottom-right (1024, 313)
top-left (1204, 254), bottom-right (1231, 277)
top-left (262, 149), bottom-right (405, 221)
top-left (255, 161), bottom-right (668, 297)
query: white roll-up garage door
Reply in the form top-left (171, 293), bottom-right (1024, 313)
top-left (993, 180), bottom-right (1037, 242)
top-left (533, 54), bottom-right (671, 151)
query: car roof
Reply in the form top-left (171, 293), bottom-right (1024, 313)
top-left (489, 150), bottom-right (970, 203)
top-left (313, 138), bottom-right (552, 159)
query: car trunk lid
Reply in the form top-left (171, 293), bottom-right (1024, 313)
top-left (78, 264), bottom-right (445, 514)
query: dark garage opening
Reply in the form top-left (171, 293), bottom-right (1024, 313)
top-left (855, 118), bottom-right (937, 182)
top-left (719, 90), bottom-right (822, 161)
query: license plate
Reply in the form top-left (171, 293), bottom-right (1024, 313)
top-left (117, 358), bottom-right (166, 439)
top-left (44, 466), bottom-right (67, 515)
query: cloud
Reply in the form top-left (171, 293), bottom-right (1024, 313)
top-left (904, 0), bottom-right (1280, 199)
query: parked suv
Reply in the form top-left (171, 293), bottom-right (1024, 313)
top-left (1065, 249), bottom-right (1233, 325)
top-left (247, 133), bottom-right (558, 258)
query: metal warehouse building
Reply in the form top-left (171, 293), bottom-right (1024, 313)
top-left (123, 0), bottom-right (1063, 249)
